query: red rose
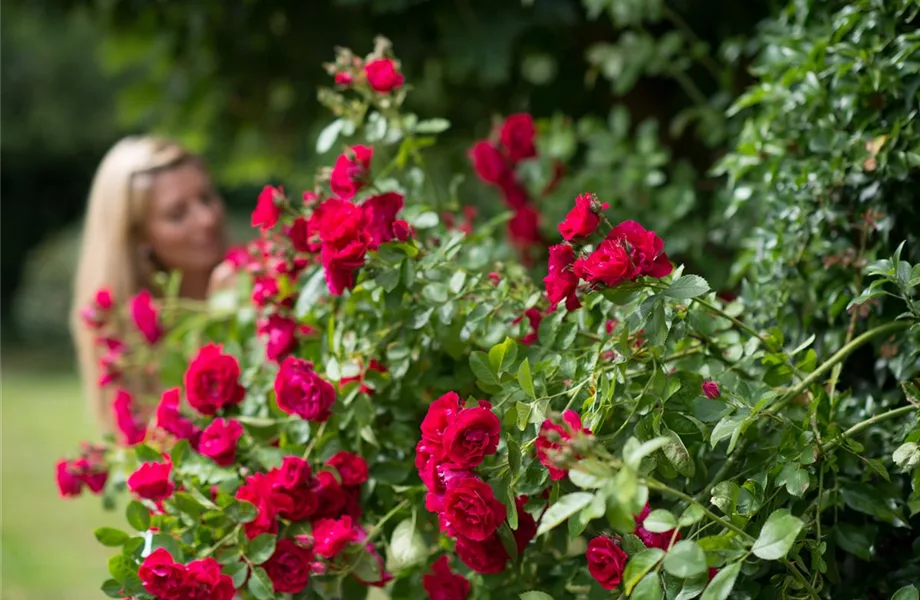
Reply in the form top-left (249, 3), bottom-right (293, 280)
top-left (558, 194), bottom-right (600, 240)
top-left (420, 391), bottom-right (463, 449)
top-left (313, 516), bottom-right (359, 558)
top-left (310, 198), bottom-right (368, 247)
top-left (94, 287), bottom-right (114, 310)
top-left (536, 409), bottom-right (592, 481)
top-left (182, 556), bottom-right (235, 600)
top-left (251, 276), bottom-right (280, 307)
top-left (257, 314), bottom-right (301, 362)
top-left (441, 404), bottom-right (501, 469)
top-left (364, 58), bottom-right (405, 92)
top-left (634, 504), bottom-right (681, 550)
top-left (442, 477), bottom-right (506, 541)
top-left (184, 344), bottom-right (245, 415)
top-left (424, 464), bottom-right (474, 514)
top-left (455, 533), bottom-right (508, 574)
top-left (335, 71), bottom-right (353, 86)
top-left (392, 219), bottom-right (412, 241)
top-left (271, 457), bottom-right (320, 520)
top-left (586, 536), bottom-right (628, 590)
top-left (313, 470), bottom-right (348, 519)
top-left (129, 290), bottom-right (162, 344)
top-left (274, 357), bottom-right (336, 422)
top-left (56, 460), bottom-right (83, 498)
top-left (252, 185), bottom-right (283, 230)
top-left (128, 460), bottom-right (174, 501)
top-left (237, 472), bottom-right (292, 539)
top-left (362, 192), bottom-right (404, 249)
top-left (327, 451), bottom-right (368, 486)
top-left (468, 141), bottom-right (510, 185)
top-left (97, 337), bottom-right (125, 386)
top-left (264, 539), bottom-right (314, 593)
top-left (322, 238), bottom-right (368, 296)
top-left (516, 307), bottom-right (542, 345)
top-left (508, 205), bottom-right (542, 249)
top-left (573, 239), bottom-right (632, 287)
top-left (499, 179), bottom-right (531, 209)
top-left (607, 220), bottom-right (672, 279)
top-left (289, 217), bottom-right (315, 253)
top-left (156, 388), bottom-right (201, 448)
top-left (423, 555), bottom-right (471, 600)
top-left (275, 455), bottom-right (312, 488)
top-left (513, 496), bottom-right (537, 552)
top-left (81, 287), bottom-right (115, 328)
top-left (499, 113), bottom-right (537, 164)
top-left (139, 548), bottom-right (186, 599)
top-left (113, 388), bottom-right (146, 446)
top-left (330, 145), bottom-right (373, 200)
top-left (198, 418), bottom-right (243, 467)
top-left (544, 244), bottom-right (581, 311)
top-left (702, 380), bottom-right (721, 399)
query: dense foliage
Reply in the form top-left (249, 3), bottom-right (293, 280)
top-left (57, 17), bottom-right (920, 598)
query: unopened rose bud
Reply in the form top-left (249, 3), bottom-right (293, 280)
top-left (702, 380), bottom-right (721, 399)
top-left (392, 219), bottom-right (412, 241)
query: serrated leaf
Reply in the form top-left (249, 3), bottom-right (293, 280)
top-left (316, 118), bottom-right (344, 153)
top-left (95, 527), bottom-right (130, 547)
top-left (893, 586), bottom-right (920, 600)
top-left (386, 518), bottom-right (427, 572)
top-left (679, 504), bottom-right (705, 526)
top-left (661, 428), bottom-right (695, 477)
top-left (294, 268), bottom-right (328, 318)
top-left (470, 351), bottom-right (500, 387)
top-left (751, 509), bottom-right (804, 560)
top-left (222, 561), bottom-right (248, 588)
top-left (624, 436), bottom-right (670, 469)
top-left (519, 592), bottom-right (554, 600)
top-left (536, 492), bottom-right (594, 536)
top-left (246, 534), bottom-right (277, 565)
top-left (125, 501), bottom-right (150, 532)
top-left (633, 572), bottom-right (663, 600)
top-left (623, 548), bottom-right (665, 594)
top-left (488, 337), bottom-right (518, 374)
top-left (643, 509), bottom-right (678, 533)
top-left (663, 540), bottom-right (707, 578)
top-left (663, 275), bottom-right (710, 299)
top-left (518, 358), bottom-right (536, 399)
top-left (247, 566), bottom-right (274, 600)
top-left (700, 562), bottom-right (741, 600)
top-left (775, 464), bottom-right (810, 497)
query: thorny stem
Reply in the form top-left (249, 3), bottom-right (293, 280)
top-left (819, 404), bottom-right (918, 454)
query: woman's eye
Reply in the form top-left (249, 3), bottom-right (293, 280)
top-left (167, 208), bottom-right (187, 223)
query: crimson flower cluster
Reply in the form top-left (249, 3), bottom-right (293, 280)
top-left (55, 443), bottom-right (108, 499)
top-left (415, 392), bottom-right (536, 576)
top-left (331, 55), bottom-right (405, 94)
top-left (138, 548), bottom-right (235, 600)
top-left (545, 196), bottom-right (673, 311)
top-left (535, 409), bottom-right (593, 481)
top-left (468, 113), bottom-right (546, 259)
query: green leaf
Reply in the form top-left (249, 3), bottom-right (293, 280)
top-left (386, 518), bottom-right (428, 572)
top-left (125, 501), bottom-right (150, 532)
top-left (663, 540), bottom-right (707, 578)
top-left (519, 592), bottom-right (555, 600)
top-left (247, 566), bottom-right (274, 600)
top-left (422, 282), bottom-right (449, 304)
top-left (316, 118), bottom-right (344, 153)
top-left (892, 585), bottom-right (920, 600)
top-left (662, 275), bottom-right (710, 299)
top-left (135, 444), bottom-right (163, 462)
top-left (536, 492), bottom-right (594, 536)
top-left (101, 579), bottom-right (123, 598)
top-left (95, 527), bottom-right (130, 547)
top-left (632, 573), bottom-right (663, 600)
top-left (518, 358), bottom-right (536, 399)
top-left (776, 464), bottom-right (810, 497)
top-left (294, 267), bottom-right (327, 318)
top-left (623, 548), bottom-right (665, 594)
top-left (108, 554), bottom-right (136, 584)
top-left (223, 561), bottom-right (249, 588)
top-left (751, 509), bottom-right (804, 560)
top-left (245, 534), bottom-right (277, 565)
top-left (488, 337), bottom-right (518, 374)
top-left (700, 562), bottom-right (741, 600)
top-left (642, 509), bottom-right (678, 533)
top-left (678, 504), bottom-right (705, 527)
top-left (228, 500), bottom-right (259, 524)
top-left (170, 438), bottom-right (190, 466)
top-left (470, 351), bottom-right (500, 387)
top-left (624, 437), bottom-right (670, 469)
top-left (661, 428), bottom-right (695, 477)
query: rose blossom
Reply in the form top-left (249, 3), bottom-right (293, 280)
top-left (129, 289), bottom-right (162, 344)
top-left (441, 404), bottom-right (501, 468)
top-left (364, 58), bottom-right (404, 92)
top-left (507, 204), bottom-right (542, 249)
top-left (322, 239), bottom-right (368, 295)
top-left (56, 460), bottom-right (84, 497)
top-left (330, 145), bottom-right (373, 200)
top-left (586, 535), bottom-right (628, 590)
top-left (455, 533), bottom-right (508, 574)
top-left (156, 388), bottom-right (201, 447)
top-left (702, 380), bottom-right (721, 399)
top-left (573, 238), bottom-right (633, 287)
top-left (263, 539), bottom-right (314, 593)
top-left (513, 495), bottom-right (537, 552)
top-left (362, 192), bottom-right (404, 249)
top-left (558, 193), bottom-right (600, 240)
top-left (184, 343), bottom-right (245, 415)
top-left (420, 391), bottom-right (464, 449)
top-left (312, 516), bottom-right (359, 558)
top-left (423, 555), bottom-right (471, 600)
top-left (128, 460), bottom-right (174, 501)
top-left (536, 409), bottom-right (592, 480)
top-left (198, 418), bottom-right (243, 467)
top-left (236, 472), bottom-right (292, 539)
top-left (112, 388), bottom-right (146, 446)
top-left (327, 451), bottom-right (369, 486)
top-left (392, 219), bottom-right (412, 241)
top-left (312, 470), bottom-right (348, 519)
top-left (251, 185), bottom-right (283, 230)
top-left (274, 357), bottom-right (336, 422)
top-left (182, 556), bottom-right (235, 600)
top-left (334, 71), bottom-right (353, 86)
top-left (608, 220), bottom-right (672, 279)
top-left (544, 244), bottom-right (581, 311)
top-left (257, 314), bottom-right (306, 362)
top-left (468, 141), bottom-right (510, 185)
top-left (138, 548), bottom-right (186, 599)
top-left (499, 113), bottom-right (537, 164)
top-left (442, 477), bottom-right (506, 541)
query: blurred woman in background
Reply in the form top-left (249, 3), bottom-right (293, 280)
top-left (70, 136), bottom-right (232, 430)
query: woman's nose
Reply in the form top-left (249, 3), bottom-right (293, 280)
top-left (194, 201), bottom-right (221, 230)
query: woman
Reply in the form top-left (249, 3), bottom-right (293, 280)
top-left (71, 135), bottom-right (234, 430)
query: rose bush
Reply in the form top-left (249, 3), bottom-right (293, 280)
top-left (59, 35), bottom-right (920, 600)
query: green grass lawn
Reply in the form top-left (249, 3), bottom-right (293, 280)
top-left (2, 358), bottom-right (122, 600)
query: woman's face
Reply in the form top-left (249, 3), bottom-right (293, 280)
top-left (143, 161), bottom-right (227, 275)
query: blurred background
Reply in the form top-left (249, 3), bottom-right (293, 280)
top-left (1, 0), bottom-right (773, 597)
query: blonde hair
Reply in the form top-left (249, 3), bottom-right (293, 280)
top-left (70, 135), bottom-right (197, 430)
